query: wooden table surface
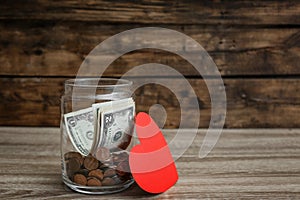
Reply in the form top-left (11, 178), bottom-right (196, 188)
top-left (0, 127), bottom-right (299, 199)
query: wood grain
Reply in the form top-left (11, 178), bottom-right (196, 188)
top-left (0, 127), bottom-right (299, 199)
top-left (1, 22), bottom-right (300, 76)
top-left (1, 0), bottom-right (300, 128)
top-left (1, 78), bottom-right (299, 128)
top-left (1, 1), bottom-right (300, 25)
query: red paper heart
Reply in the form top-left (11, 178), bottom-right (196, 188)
top-left (129, 112), bottom-right (178, 193)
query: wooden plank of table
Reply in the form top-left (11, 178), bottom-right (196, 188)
top-left (0, 127), bottom-right (299, 199)
top-left (1, 22), bottom-right (300, 76)
top-left (0, 78), bottom-right (300, 128)
top-left (0, 1), bottom-right (300, 25)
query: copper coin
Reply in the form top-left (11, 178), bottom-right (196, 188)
top-left (66, 157), bottom-right (81, 178)
top-left (88, 169), bottom-right (104, 180)
top-left (64, 151), bottom-right (84, 165)
top-left (104, 168), bottom-right (116, 177)
top-left (116, 161), bottom-right (130, 176)
top-left (101, 177), bottom-right (115, 186)
top-left (117, 174), bottom-right (132, 183)
top-left (83, 155), bottom-right (99, 170)
top-left (87, 177), bottom-right (102, 186)
top-left (95, 147), bottom-right (110, 162)
top-left (64, 152), bottom-right (81, 160)
top-left (112, 175), bottom-right (126, 184)
top-left (73, 174), bottom-right (87, 186)
top-left (77, 169), bottom-right (89, 177)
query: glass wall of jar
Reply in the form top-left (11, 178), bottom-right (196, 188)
top-left (60, 78), bottom-right (135, 194)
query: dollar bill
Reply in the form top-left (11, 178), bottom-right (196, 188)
top-left (91, 98), bottom-right (134, 152)
top-left (64, 107), bottom-right (94, 156)
top-left (99, 101), bottom-right (135, 149)
top-left (64, 98), bottom-right (135, 156)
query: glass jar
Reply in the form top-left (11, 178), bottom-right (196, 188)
top-left (60, 78), bottom-right (135, 194)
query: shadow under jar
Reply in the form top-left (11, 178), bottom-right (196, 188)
top-left (60, 78), bottom-right (135, 194)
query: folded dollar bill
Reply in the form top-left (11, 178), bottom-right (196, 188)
top-left (64, 98), bottom-right (135, 156)
top-left (93, 98), bottom-right (135, 153)
top-left (64, 107), bottom-right (94, 156)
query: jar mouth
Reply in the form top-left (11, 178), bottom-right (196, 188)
top-left (65, 78), bottom-right (132, 88)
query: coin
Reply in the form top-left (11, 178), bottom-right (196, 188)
top-left (64, 151), bottom-right (84, 165)
top-left (73, 174), bottom-right (87, 186)
top-left (77, 169), bottom-right (89, 177)
top-left (101, 177), bottom-right (115, 186)
top-left (64, 152), bottom-right (81, 160)
top-left (95, 147), bottom-right (110, 162)
top-left (64, 150), bottom-right (133, 188)
top-left (88, 169), bottom-right (104, 180)
top-left (116, 161), bottom-right (130, 176)
top-left (66, 157), bottom-right (81, 178)
top-left (103, 168), bottom-right (116, 177)
top-left (83, 155), bottom-right (99, 170)
top-left (87, 177), bottom-right (102, 186)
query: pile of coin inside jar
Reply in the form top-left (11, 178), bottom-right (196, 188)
top-left (64, 147), bottom-right (131, 186)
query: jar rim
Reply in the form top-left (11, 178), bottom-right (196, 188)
top-left (65, 78), bottom-right (132, 88)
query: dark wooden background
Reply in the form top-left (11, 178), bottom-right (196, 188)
top-left (0, 0), bottom-right (300, 128)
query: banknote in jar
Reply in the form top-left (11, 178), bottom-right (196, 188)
top-left (64, 98), bottom-right (135, 156)
top-left (92, 98), bottom-right (135, 152)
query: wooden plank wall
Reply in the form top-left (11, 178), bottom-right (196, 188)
top-left (0, 0), bottom-right (300, 128)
